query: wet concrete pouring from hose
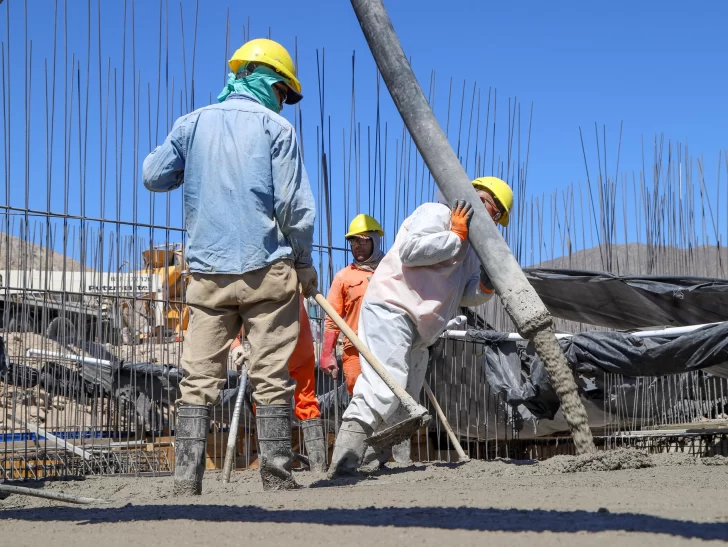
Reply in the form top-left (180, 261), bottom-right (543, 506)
top-left (531, 328), bottom-right (596, 454)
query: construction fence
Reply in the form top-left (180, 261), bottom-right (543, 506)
top-left (1, 1), bottom-right (728, 479)
top-left (2, 216), bottom-right (728, 480)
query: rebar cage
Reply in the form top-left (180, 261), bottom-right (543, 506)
top-left (1, 2), bottom-right (727, 479)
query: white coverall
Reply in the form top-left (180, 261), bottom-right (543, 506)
top-left (343, 201), bottom-right (494, 429)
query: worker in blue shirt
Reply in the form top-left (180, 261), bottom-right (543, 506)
top-left (143, 38), bottom-right (316, 495)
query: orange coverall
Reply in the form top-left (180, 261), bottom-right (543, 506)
top-left (232, 293), bottom-right (320, 420)
top-left (323, 264), bottom-right (372, 394)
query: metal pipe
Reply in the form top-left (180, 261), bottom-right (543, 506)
top-left (25, 348), bottom-right (111, 367)
top-left (444, 322), bottom-right (724, 342)
top-left (9, 414), bottom-right (92, 461)
top-left (222, 365), bottom-right (247, 483)
top-left (0, 483), bottom-right (106, 505)
top-left (349, 0), bottom-right (595, 453)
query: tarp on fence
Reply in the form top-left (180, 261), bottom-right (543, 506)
top-left (451, 322), bottom-right (728, 433)
top-left (523, 268), bottom-right (728, 329)
top-left (5, 303), bottom-right (728, 441)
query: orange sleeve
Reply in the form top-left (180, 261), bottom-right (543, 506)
top-left (323, 272), bottom-right (344, 333)
top-left (343, 270), bottom-right (368, 335)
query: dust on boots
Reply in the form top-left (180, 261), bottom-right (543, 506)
top-left (300, 417), bottom-right (327, 473)
top-left (327, 418), bottom-right (373, 478)
top-left (391, 436), bottom-right (413, 465)
top-left (256, 404), bottom-right (300, 490)
top-left (173, 404), bottom-right (210, 496)
top-left (359, 444), bottom-right (391, 473)
top-left (358, 436), bottom-right (412, 473)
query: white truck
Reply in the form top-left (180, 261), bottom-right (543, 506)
top-left (0, 265), bottom-right (171, 345)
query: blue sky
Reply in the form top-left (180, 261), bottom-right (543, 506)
top-left (0, 0), bottom-right (726, 270)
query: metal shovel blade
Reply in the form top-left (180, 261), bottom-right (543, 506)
top-left (365, 411), bottom-right (431, 451)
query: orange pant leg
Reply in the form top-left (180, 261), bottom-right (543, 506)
top-left (342, 346), bottom-right (362, 395)
top-left (288, 295), bottom-right (321, 420)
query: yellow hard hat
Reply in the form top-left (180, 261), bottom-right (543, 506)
top-left (472, 176), bottom-right (513, 227)
top-left (228, 38), bottom-right (302, 105)
top-left (345, 214), bottom-right (384, 239)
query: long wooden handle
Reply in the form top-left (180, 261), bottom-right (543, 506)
top-left (313, 291), bottom-right (421, 414)
top-left (423, 381), bottom-right (469, 461)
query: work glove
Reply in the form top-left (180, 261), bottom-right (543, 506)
top-left (451, 200), bottom-right (474, 241)
top-left (231, 344), bottom-right (245, 370)
top-left (319, 330), bottom-right (339, 379)
top-left (480, 265), bottom-right (495, 294)
top-left (296, 265), bottom-right (318, 298)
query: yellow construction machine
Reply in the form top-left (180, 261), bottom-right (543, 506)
top-left (137, 243), bottom-right (189, 341)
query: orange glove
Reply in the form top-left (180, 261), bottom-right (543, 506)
top-left (451, 200), bottom-right (474, 241)
top-left (479, 265), bottom-right (495, 294)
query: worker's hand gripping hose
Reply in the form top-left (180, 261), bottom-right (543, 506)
top-left (479, 266), bottom-right (495, 294)
top-left (450, 200), bottom-right (474, 241)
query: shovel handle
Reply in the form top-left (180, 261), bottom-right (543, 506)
top-left (423, 381), bottom-right (469, 461)
top-left (313, 291), bottom-right (421, 413)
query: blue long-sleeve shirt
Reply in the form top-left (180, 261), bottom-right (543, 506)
top-left (142, 93), bottom-right (315, 274)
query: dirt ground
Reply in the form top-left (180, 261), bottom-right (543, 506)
top-left (1, 450), bottom-right (727, 546)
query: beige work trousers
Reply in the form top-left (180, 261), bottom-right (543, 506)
top-left (179, 259), bottom-right (300, 406)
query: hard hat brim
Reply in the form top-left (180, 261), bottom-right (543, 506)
top-left (345, 229), bottom-right (384, 239)
top-left (284, 86), bottom-right (303, 105)
top-left (498, 210), bottom-right (509, 227)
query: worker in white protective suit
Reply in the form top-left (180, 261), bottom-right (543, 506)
top-left (328, 176), bottom-right (514, 476)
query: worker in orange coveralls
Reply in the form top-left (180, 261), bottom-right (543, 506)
top-left (318, 214), bottom-right (385, 395)
top-left (231, 293), bottom-right (326, 472)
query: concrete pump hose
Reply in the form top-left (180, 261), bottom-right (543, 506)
top-left (349, 0), bottom-right (596, 454)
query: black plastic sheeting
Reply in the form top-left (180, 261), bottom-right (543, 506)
top-left (0, 338), bottom-right (246, 432)
top-left (523, 268), bottom-right (728, 329)
top-left (6, 319), bottom-right (728, 439)
top-left (317, 381), bottom-right (350, 417)
top-left (468, 322), bottom-right (728, 420)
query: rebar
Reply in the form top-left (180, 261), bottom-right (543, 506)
top-left (0, 4), bottom-right (726, 479)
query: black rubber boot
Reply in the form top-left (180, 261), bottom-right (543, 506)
top-left (300, 418), bottom-right (327, 473)
top-left (327, 418), bottom-right (373, 478)
top-left (173, 404), bottom-right (210, 496)
top-left (256, 404), bottom-right (300, 491)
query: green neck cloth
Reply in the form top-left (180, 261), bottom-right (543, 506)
top-left (217, 65), bottom-right (286, 113)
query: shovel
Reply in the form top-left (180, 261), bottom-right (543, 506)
top-left (423, 381), bottom-right (469, 462)
top-left (312, 291), bottom-right (431, 449)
